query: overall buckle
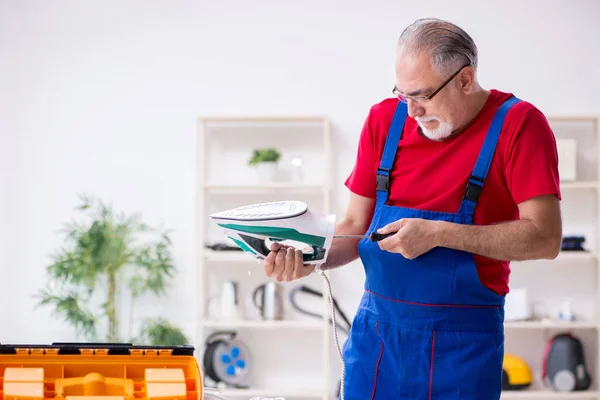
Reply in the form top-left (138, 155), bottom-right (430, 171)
top-left (465, 175), bottom-right (484, 202)
top-left (376, 168), bottom-right (390, 192)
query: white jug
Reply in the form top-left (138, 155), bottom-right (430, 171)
top-left (219, 280), bottom-right (242, 320)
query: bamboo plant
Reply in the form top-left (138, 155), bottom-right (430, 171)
top-left (35, 194), bottom-right (188, 345)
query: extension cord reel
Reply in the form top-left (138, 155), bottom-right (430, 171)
top-left (203, 331), bottom-right (251, 388)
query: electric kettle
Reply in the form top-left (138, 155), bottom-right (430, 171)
top-left (252, 281), bottom-right (284, 320)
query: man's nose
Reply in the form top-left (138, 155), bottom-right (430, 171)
top-left (407, 100), bottom-right (425, 119)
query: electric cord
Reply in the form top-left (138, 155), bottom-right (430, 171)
top-left (248, 398), bottom-right (285, 400)
top-left (314, 265), bottom-right (345, 400)
top-left (202, 269), bottom-right (346, 400)
top-left (288, 285), bottom-right (351, 335)
top-left (202, 387), bottom-right (226, 400)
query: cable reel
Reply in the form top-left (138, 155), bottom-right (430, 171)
top-left (202, 331), bottom-right (251, 388)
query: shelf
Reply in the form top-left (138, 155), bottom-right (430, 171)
top-left (210, 388), bottom-right (600, 399)
top-left (560, 181), bottom-right (598, 189)
top-left (513, 251), bottom-right (597, 264)
top-left (199, 319), bottom-right (325, 330)
top-left (547, 115), bottom-right (598, 122)
top-left (196, 113), bottom-right (600, 400)
top-left (199, 115), bottom-right (328, 124)
top-left (501, 390), bottom-right (600, 399)
top-left (203, 250), bottom-right (597, 264)
top-left (504, 320), bottom-right (599, 329)
top-left (555, 251), bottom-right (596, 260)
top-left (202, 182), bottom-right (327, 193)
top-left (203, 249), bottom-right (254, 262)
top-left (212, 387), bottom-right (325, 398)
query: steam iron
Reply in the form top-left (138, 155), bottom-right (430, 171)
top-left (210, 201), bottom-right (348, 400)
top-left (209, 201), bottom-right (336, 265)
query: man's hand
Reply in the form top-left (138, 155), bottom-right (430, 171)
top-left (432, 194), bottom-right (562, 261)
top-left (262, 192), bottom-right (376, 279)
top-left (378, 195), bottom-right (561, 262)
top-left (376, 218), bottom-right (440, 259)
top-left (263, 242), bottom-right (314, 282)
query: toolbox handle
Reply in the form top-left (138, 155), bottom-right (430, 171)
top-left (51, 342), bottom-right (134, 347)
top-left (0, 342), bottom-right (195, 356)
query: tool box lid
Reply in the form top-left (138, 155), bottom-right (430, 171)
top-left (0, 342), bottom-right (203, 400)
top-left (0, 342), bottom-right (195, 356)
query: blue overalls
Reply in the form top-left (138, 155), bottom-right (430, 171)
top-left (341, 96), bottom-right (521, 399)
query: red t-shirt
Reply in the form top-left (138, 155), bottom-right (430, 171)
top-left (345, 89), bottom-right (561, 295)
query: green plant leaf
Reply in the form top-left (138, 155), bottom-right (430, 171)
top-left (34, 286), bottom-right (97, 339)
top-left (134, 318), bottom-right (188, 346)
top-left (36, 194), bottom-right (181, 344)
top-left (248, 147), bottom-right (281, 166)
top-left (129, 229), bottom-right (176, 298)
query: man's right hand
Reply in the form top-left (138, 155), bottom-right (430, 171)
top-left (263, 193), bottom-right (375, 281)
top-left (263, 242), bottom-right (314, 282)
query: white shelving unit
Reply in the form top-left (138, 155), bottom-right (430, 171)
top-left (195, 116), bottom-right (334, 400)
top-left (194, 114), bottom-right (600, 399)
top-left (501, 116), bottom-right (600, 399)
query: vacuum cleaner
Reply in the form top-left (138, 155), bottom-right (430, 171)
top-left (542, 333), bottom-right (592, 391)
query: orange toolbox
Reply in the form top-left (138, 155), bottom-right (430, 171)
top-left (0, 342), bottom-right (203, 400)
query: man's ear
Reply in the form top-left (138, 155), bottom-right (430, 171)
top-left (459, 67), bottom-right (475, 94)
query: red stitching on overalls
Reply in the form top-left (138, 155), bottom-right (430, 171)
top-left (366, 290), bottom-right (501, 308)
top-left (371, 321), bottom-right (384, 400)
top-left (428, 330), bottom-right (436, 400)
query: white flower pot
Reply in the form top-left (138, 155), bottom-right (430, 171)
top-left (255, 161), bottom-right (278, 183)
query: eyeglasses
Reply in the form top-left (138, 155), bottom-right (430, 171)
top-left (392, 63), bottom-right (471, 104)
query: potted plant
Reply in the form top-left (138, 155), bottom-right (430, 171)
top-left (248, 147), bottom-right (281, 183)
top-left (34, 194), bottom-right (188, 346)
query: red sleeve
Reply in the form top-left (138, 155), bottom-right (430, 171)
top-left (505, 108), bottom-right (562, 204)
top-left (344, 109), bottom-right (378, 198)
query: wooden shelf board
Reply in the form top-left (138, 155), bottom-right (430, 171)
top-left (199, 319), bottom-right (324, 330)
top-left (214, 387), bottom-right (325, 398)
top-left (199, 115), bottom-right (328, 123)
top-left (504, 321), bottom-right (598, 329)
top-left (202, 249), bottom-right (254, 262)
top-left (202, 182), bottom-right (327, 192)
top-left (501, 390), bottom-right (599, 399)
top-left (560, 181), bottom-right (598, 189)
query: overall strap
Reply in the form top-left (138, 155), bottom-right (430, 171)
top-left (376, 102), bottom-right (409, 205)
top-left (458, 96), bottom-right (521, 217)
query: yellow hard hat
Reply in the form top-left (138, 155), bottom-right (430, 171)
top-left (503, 353), bottom-right (533, 390)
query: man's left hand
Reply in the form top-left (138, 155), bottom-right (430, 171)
top-left (376, 218), bottom-right (440, 259)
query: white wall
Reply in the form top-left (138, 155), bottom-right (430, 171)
top-left (2, 0), bottom-right (600, 391)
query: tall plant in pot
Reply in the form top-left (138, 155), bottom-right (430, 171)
top-left (34, 194), bottom-right (188, 346)
top-left (248, 148), bottom-right (281, 183)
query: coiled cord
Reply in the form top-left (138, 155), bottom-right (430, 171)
top-left (314, 265), bottom-right (345, 400)
top-left (202, 387), bottom-right (226, 399)
top-left (203, 265), bottom-right (346, 400)
top-left (204, 393), bottom-right (284, 400)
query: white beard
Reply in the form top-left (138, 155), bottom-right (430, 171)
top-left (416, 116), bottom-right (454, 141)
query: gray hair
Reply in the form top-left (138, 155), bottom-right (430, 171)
top-left (397, 18), bottom-right (478, 76)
